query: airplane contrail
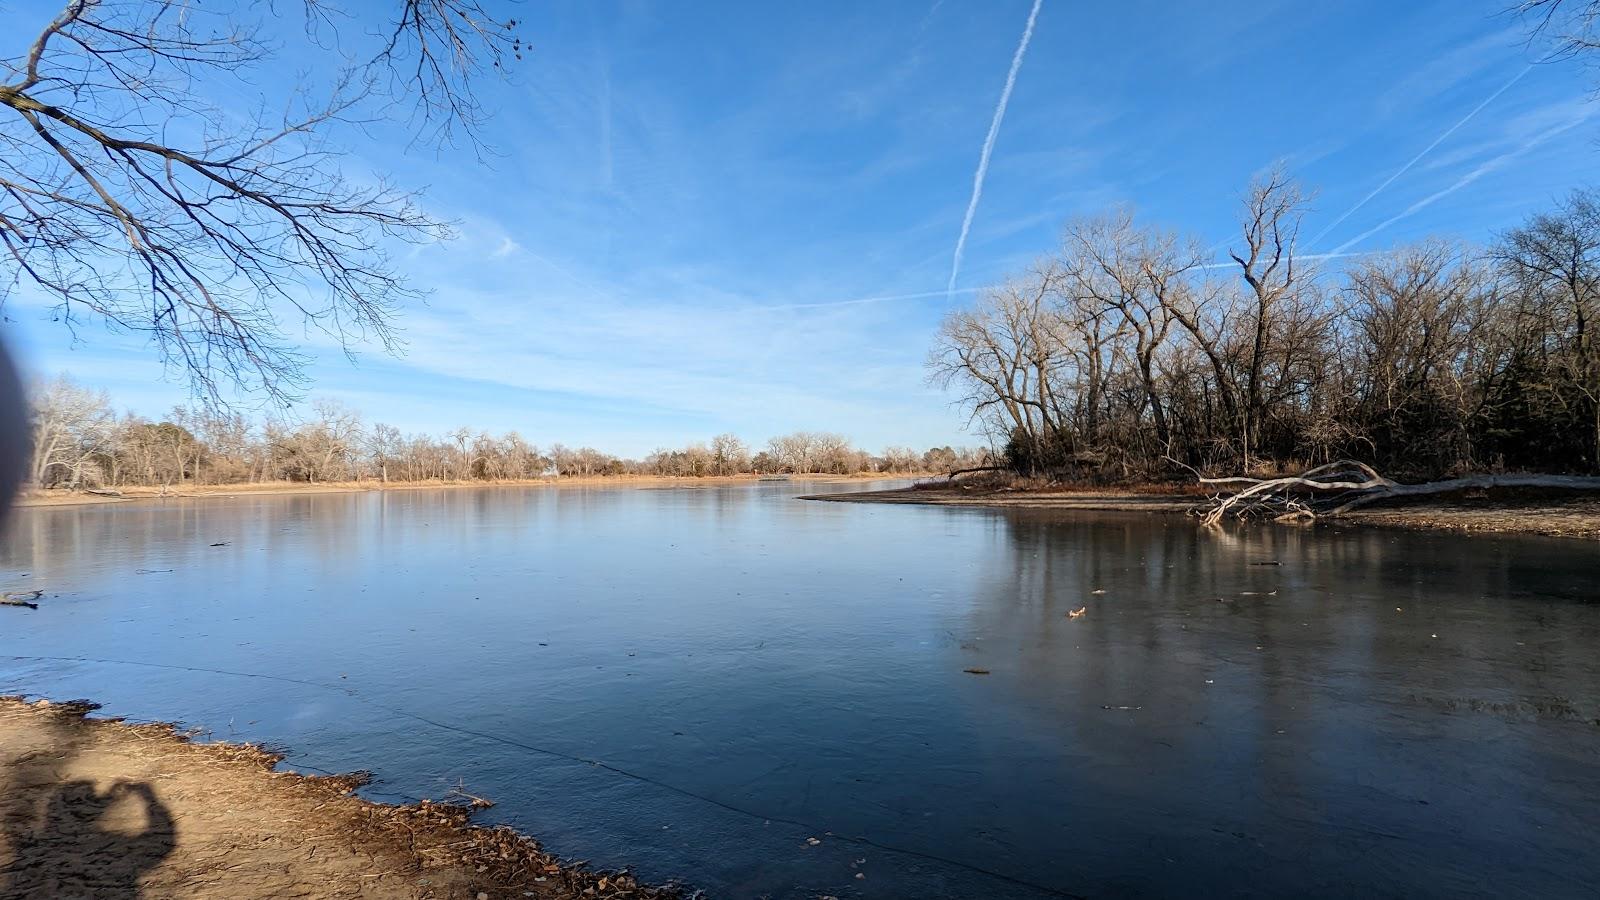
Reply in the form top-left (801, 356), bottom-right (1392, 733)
top-left (947, 0), bottom-right (1044, 298)
top-left (1194, 251), bottom-right (1370, 271)
top-left (1311, 64), bottom-right (1533, 249)
top-left (1331, 104), bottom-right (1596, 254)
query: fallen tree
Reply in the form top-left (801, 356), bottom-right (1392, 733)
top-left (1, 590), bottom-right (42, 610)
top-left (1194, 460), bottom-right (1600, 527)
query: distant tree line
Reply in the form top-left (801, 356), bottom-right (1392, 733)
top-left (24, 380), bottom-right (987, 489)
top-left (930, 172), bottom-right (1600, 481)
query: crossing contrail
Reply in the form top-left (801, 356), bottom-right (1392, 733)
top-left (1331, 103), bottom-right (1596, 254)
top-left (947, 0), bottom-right (1044, 298)
top-left (1311, 64), bottom-right (1533, 249)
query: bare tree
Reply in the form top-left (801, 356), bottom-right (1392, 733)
top-left (1495, 190), bottom-right (1600, 469)
top-left (810, 432), bottom-right (857, 474)
top-left (1225, 167), bottom-right (1325, 465)
top-left (1059, 211), bottom-right (1205, 455)
top-left (28, 375), bottom-right (112, 486)
top-left (272, 399), bottom-right (362, 482)
top-left (450, 426), bottom-right (474, 478)
top-left (367, 423), bottom-right (403, 483)
top-left (925, 175), bottom-right (1600, 482)
top-left (0, 0), bottom-right (519, 402)
top-left (1343, 243), bottom-right (1492, 474)
top-left (928, 268), bottom-right (1072, 472)
top-left (492, 431), bottom-right (538, 478)
top-left (1519, 1), bottom-right (1600, 62)
top-left (709, 433), bottom-right (750, 476)
top-left (766, 433), bottom-right (812, 473)
top-left (20, 379), bottom-right (974, 487)
top-left (880, 446), bottom-right (921, 472)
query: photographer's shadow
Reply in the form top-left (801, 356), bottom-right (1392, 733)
top-left (3, 776), bottom-right (175, 899)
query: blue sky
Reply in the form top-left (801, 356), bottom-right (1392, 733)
top-left (4, 0), bottom-right (1596, 455)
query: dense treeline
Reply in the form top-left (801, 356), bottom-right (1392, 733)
top-left (930, 170), bottom-right (1600, 481)
top-left (25, 381), bottom-right (987, 489)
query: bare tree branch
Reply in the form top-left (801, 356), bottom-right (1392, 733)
top-left (0, 0), bottom-right (518, 405)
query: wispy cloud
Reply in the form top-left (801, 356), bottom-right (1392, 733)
top-left (915, 0), bottom-right (946, 39)
top-left (1375, 26), bottom-right (1526, 116)
top-left (360, 279), bottom-right (959, 451)
top-left (25, 4), bottom-right (1593, 455)
top-left (756, 286), bottom-right (983, 312)
top-left (1331, 103), bottom-right (1597, 254)
top-left (1312, 64), bottom-right (1533, 249)
top-left (946, 0), bottom-right (1044, 298)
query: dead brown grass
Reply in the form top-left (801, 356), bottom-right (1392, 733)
top-left (18, 472), bottom-right (913, 507)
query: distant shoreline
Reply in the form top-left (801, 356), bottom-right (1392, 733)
top-left (25, 477), bottom-right (1598, 539)
top-left (802, 484), bottom-right (1197, 512)
top-left (806, 484), bottom-right (1600, 540)
top-left (17, 473), bottom-right (912, 508)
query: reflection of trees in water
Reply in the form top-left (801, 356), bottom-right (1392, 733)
top-left (952, 511), bottom-right (1600, 890)
top-left (0, 486), bottom-right (787, 596)
top-left (953, 512), bottom-right (1600, 819)
top-left (3, 495), bottom-right (369, 582)
top-left (970, 511), bottom-right (1600, 730)
top-left (963, 513), bottom-right (1257, 764)
top-left (1, 484), bottom-right (885, 593)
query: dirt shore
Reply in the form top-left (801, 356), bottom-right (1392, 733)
top-left (17, 473), bottom-right (902, 508)
top-left (807, 484), bottom-right (1600, 539)
top-left (0, 697), bottom-right (679, 899)
top-left (801, 484), bottom-right (1200, 512)
top-left (1338, 495), bottom-right (1600, 539)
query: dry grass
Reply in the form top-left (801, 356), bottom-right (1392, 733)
top-left (17, 472), bottom-right (913, 507)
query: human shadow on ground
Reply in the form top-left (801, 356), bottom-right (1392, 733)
top-left (0, 707), bottom-right (176, 899)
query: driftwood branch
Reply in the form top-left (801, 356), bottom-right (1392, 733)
top-left (444, 781), bottom-right (495, 809)
top-left (1194, 461), bottom-right (1600, 527)
top-left (943, 465), bottom-right (1010, 481)
top-left (1, 590), bottom-right (42, 609)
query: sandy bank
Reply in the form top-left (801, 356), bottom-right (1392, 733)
top-left (18, 473), bottom-right (905, 508)
top-left (1339, 495), bottom-right (1600, 539)
top-left (0, 697), bottom-right (680, 899)
top-left (801, 484), bottom-right (1198, 513)
top-left (806, 484), bottom-right (1600, 539)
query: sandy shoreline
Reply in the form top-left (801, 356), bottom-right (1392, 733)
top-left (807, 485), bottom-right (1600, 539)
top-left (802, 485), bottom-right (1198, 512)
top-left (21, 474), bottom-right (1600, 537)
top-left (0, 696), bottom-right (680, 899)
top-left (17, 473), bottom-right (903, 508)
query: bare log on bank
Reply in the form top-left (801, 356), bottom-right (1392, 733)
top-left (943, 465), bottom-right (1011, 481)
top-left (1195, 460), bottom-right (1600, 527)
top-left (1, 591), bottom-right (42, 610)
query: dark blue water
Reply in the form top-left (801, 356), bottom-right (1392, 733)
top-left (2, 482), bottom-right (1598, 898)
